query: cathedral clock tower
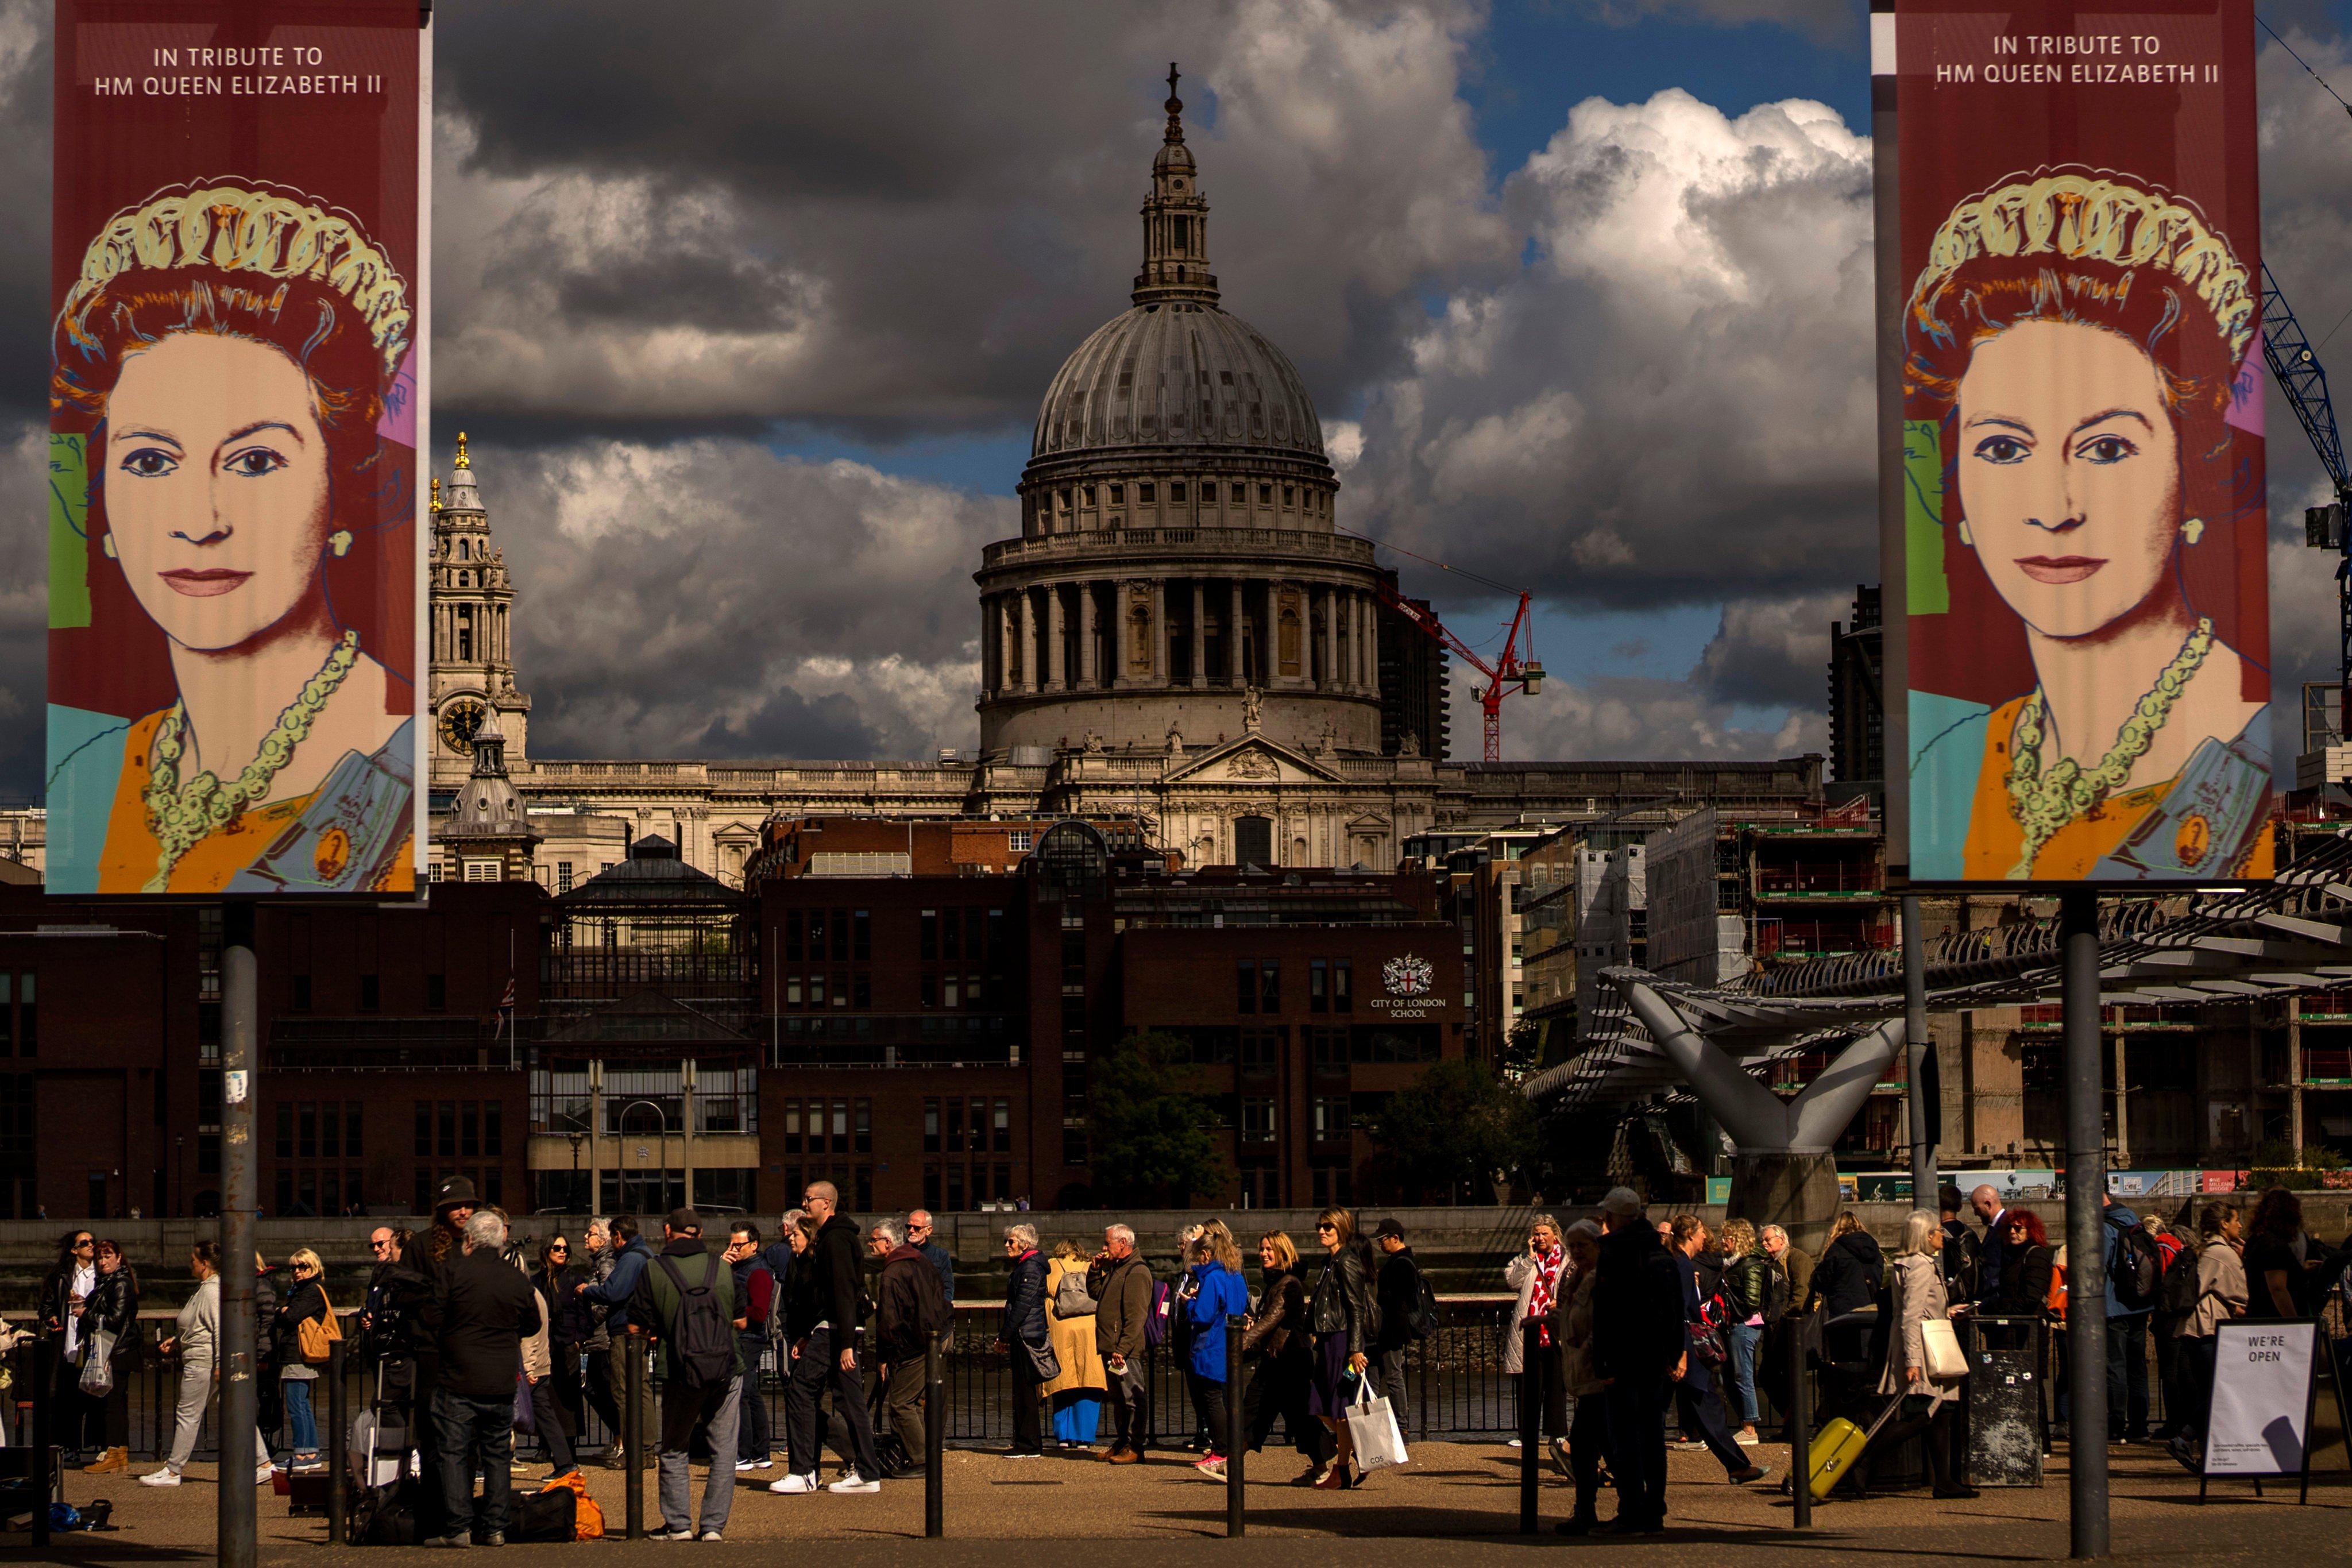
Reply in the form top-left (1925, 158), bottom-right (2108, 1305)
top-left (429, 433), bottom-right (532, 791)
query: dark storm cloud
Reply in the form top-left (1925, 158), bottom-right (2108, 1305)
top-left (429, 0), bottom-right (1509, 433)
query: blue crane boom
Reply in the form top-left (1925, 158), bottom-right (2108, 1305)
top-left (2259, 261), bottom-right (2352, 721)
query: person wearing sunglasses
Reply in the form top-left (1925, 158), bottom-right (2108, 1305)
top-left (38, 1231), bottom-right (101, 1464)
top-left (273, 1249), bottom-right (333, 1473)
top-left (536, 1237), bottom-right (589, 1470)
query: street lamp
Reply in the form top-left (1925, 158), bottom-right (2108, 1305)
top-left (566, 1130), bottom-right (585, 1214)
top-left (617, 1099), bottom-right (669, 1212)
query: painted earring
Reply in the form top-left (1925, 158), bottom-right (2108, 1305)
top-left (100, 533), bottom-right (117, 559)
top-left (2181, 517), bottom-right (2205, 546)
top-left (329, 530), bottom-right (353, 558)
top-left (1957, 519), bottom-right (1975, 547)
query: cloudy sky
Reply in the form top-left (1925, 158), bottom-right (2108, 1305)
top-left (7, 0), bottom-right (2352, 797)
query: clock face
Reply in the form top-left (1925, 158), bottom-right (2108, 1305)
top-left (438, 698), bottom-right (488, 755)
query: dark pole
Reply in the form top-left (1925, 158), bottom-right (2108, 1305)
top-left (1519, 1318), bottom-right (1540, 1534)
top-left (1790, 1311), bottom-right (1812, 1527)
top-left (1903, 894), bottom-right (1934, 1204)
top-left (327, 1337), bottom-right (348, 1543)
top-left (623, 1334), bottom-right (644, 1540)
top-left (219, 912), bottom-right (259, 1568)
top-left (29, 1338), bottom-right (49, 1548)
top-left (1225, 1314), bottom-right (1244, 1538)
top-left (924, 1330), bottom-right (943, 1540)
top-left (2062, 889), bottom-right (2109, 1558)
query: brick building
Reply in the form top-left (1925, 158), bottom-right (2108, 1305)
top-left (0, 882), bottom-right (540, 1221)
top-left (2, 817), bottom-right (1461, 1220)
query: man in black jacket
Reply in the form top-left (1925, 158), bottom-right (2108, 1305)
top-left (774, 1180), bottom-right (882, 1493)
top-left (419, 1209), bottom-right (540, 1548)
top-left (870, 1218), bottom-right (945, 1471)
top-left (1590, 1188), bottom-right (1685, 1535)
top-left (1370, 1219), bottom-right (1420, 1436)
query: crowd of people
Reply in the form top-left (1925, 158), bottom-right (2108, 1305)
top-left (6, 1177), bottom-right (2349, 1540)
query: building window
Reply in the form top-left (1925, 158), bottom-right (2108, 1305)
top-left (426, 974), bottom-right (446, 1011)
top-left (785, 1102), bottom-right (803, 1155)
top-left (276, 1103), bottom-right (293, 1160)
top-left (1333, 959), bottom-right (1352, 1013)
top-left (414, 1102), bottom-right (431, 1157)
top-left (924, 1165), bottom-right (941, 1211)
top-left (1314, 1099), bottom-right (1350, 1139)
top-left (1310, 959), bottom-right (1328, 1013)
top-left (1063, 1128), bottom-right (1088, 1167)
top-left (359, 974), bottom-right (380, 1012)
top-left (947, 1164), bottom-right (965, 1212)
top-left (1259, 483), bottom-right (1273, 504)
top-left (1230, 482), bottom-right (1245, 503)
top-left (1284, 485), bottom-right (1296, 507)
top-left (852, 974), bottom-right (871, 1009)
top-left (347, 1103), bottom-right (364, 1158)
top-left (923, 1100), bottom-right (939, 1153)
top-left (853, 910), bottom-right (871, 961)
top-left (1009, 830), bottom-right (1033, 852)
top-left (1260, 960), bottom-right (1280, 1014)
top-left (855, 1099), bottom-right (872, 1154)
top-left (1237, 960), bottom-right (1256, 1014)
top-left (919, 910), bottom-right (936, 960)
top-left (994, 1097), bottom-right (1011, 1153)
top-left (291, 975), bottom-right (312, 1012)
top-left (945, 1098), bottom-right (965, 1153)
top-left (1171, 481), bottom-right (1187, 503)
top-left (1138, 482), bottom-right (1156, 503)
top-left (1242, 1099), bottom-right (1276, 1143)
top-left (1109, 484), bottom-right (1124, 504)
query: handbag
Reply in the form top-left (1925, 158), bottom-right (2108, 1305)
top-left (512, 1373), bottom-right (536, 1434)
top-left (1343, 1380), bottom-right (1408, 1474)
top-left (1022, 1337), bottom-right (1060, 1382)
top-left (78, 1330), bottom-right (117, 1397)
top-left (1920, 1317), bottom-right (1968, 1382)
top-left (298, 1294), bottom-right (342, 1365)
top-left (1053, 1270), bottom-right (1096, 1318)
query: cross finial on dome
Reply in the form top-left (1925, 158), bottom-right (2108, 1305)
top-left (454, 430), bottom-right (472, 470)
top-left (1165, 63), bottom-right (1183, 143)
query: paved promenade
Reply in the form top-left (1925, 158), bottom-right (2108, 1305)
top-left (6, 1438), bottom-right (2346, 1565)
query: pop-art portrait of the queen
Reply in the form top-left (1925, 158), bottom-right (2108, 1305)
top-left (1905, 169), bottom-right (2273, 883)
top-left (48, 181), bottom-right (416, 894)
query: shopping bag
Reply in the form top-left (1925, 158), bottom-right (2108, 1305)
top-left (540, 1469), bottom-right (603, 1539)
top-left (78, 1331), bottom-right (115, 1397)
top-left (1345, 1381), bottom-right (1408, 1473)
top-left (1920, 1318), bottom-right (1968, 1382)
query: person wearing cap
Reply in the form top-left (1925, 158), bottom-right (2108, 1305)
top-left (1370, 1219), bottom-right (1420, 1437)
top-left (401, 1174), bottom-right (480, 1539)
top-left (627, 1208), bottom-right (746, 1541)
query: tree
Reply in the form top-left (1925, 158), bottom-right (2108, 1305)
top-left (1371, 1056), bottom-right (1539, 1203)
top-left (1084, 1030), bottom-right (1230, 1205)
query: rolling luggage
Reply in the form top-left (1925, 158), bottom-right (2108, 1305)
top-left (1805, 1391), bottom-right (1905, 1501)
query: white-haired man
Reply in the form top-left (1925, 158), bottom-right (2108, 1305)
top-left (1092, 1223), bottom-right (1154, 1463)
top-left (419, 1209), bottom-right (540, 1548)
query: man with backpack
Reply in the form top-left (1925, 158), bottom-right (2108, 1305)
top-left (627, 1208), bottom-right (745, 1541)
top-left (1370, 1219), bottom-right (1431, 1438)
top-left (2100, 1191), bottom-right (2160, 1444)
top-left (1938, 1185), bottom-right (1983, 1304)
top-left (871, 1217), bottom-right (949, 1474)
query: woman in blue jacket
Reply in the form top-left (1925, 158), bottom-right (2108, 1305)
top-left (1187, 1221), bottom-right (1252, 1476)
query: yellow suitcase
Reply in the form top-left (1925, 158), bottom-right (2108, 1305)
top-left (1805, 1395), bottom-right (1902, 1501)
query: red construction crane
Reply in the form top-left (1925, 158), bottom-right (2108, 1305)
top-left (1365, 540), bottom-right (1544, 762)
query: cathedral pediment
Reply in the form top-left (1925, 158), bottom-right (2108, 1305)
top-left (1166, 735), bottom-right (1339, 786)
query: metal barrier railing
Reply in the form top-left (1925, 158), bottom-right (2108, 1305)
top-left (4, 1297), bottom-right (2172, 1462)
top-left (6, 1299), bottom-right (1534, 1459)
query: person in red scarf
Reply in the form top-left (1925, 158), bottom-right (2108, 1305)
top-left (1505, 1215), bottom-right (1569, 1469)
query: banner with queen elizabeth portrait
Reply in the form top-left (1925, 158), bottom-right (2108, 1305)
top-left (46, 2), bottom-right (430, 895)
top-left (1894, 0), bottom-right (2274, 885)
